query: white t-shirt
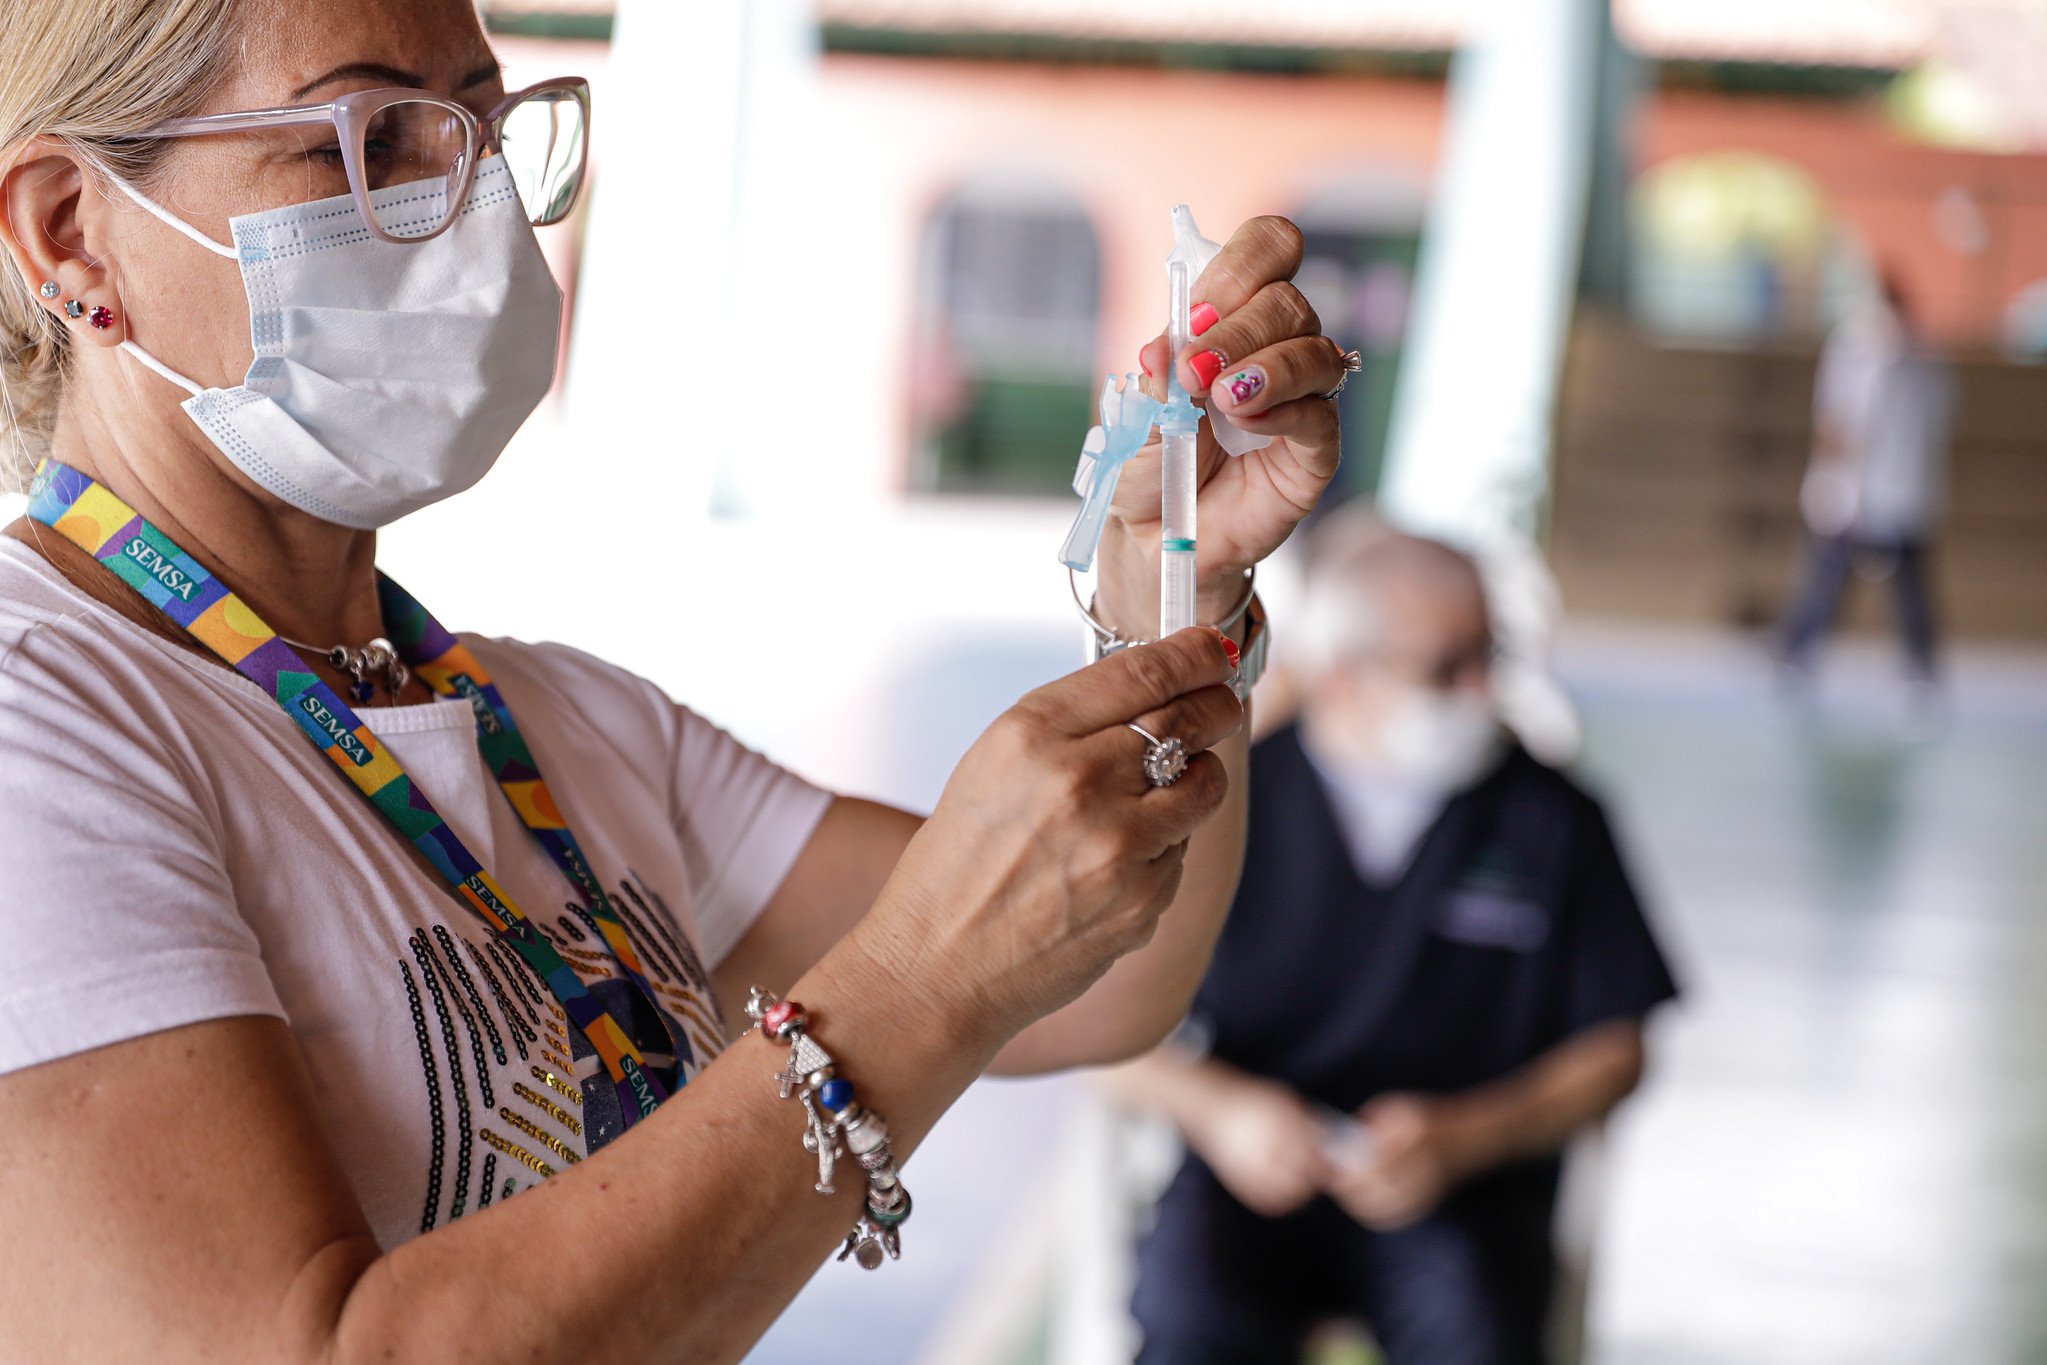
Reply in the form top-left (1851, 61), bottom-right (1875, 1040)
top-left (0, 538), bottom-right (832, 1247)
top-left (1811, 305), bottom-right (1954, 539)
top-left (1300, 739), bottom-right (1450, 887)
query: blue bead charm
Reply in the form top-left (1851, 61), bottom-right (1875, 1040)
top-left (349, 680), bottom-right (375, 703)
top-left (818, 1078), bottom-right (855, 1112)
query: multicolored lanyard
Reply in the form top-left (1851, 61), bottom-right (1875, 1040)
top-left (28, 460), bottom-right (675, 1129)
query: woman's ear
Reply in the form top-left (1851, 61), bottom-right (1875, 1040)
top-left (1, 137), bottom-right (127, 348)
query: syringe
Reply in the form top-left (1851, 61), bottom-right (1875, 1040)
top-left (1159, 206), bottom-right (1205, 635)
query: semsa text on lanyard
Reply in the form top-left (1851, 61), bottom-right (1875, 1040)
top-left (27, 459), bottom-right (677, 1130)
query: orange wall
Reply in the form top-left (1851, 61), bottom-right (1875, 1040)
top-left (1640, 90), bottom-right (2047, 346)
top-left (813, 53), bottom-right (2043, 494)
top-left (816, 54), bottom-right (1447, 488)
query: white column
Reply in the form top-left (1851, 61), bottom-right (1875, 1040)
top-left (1378, 0), bottom-right (1607, 541)
top-left (562, 0), bottom-right (752, 520)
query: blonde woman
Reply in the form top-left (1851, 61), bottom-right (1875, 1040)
top-left (0, 0), bottom-right (1349, 1359)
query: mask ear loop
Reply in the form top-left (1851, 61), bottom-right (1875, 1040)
top-left (119, 339), bottom-right (203, 397)
top-left (111, 176), bottom-right (238, 260)
top-left (102, 175), bottom-right (233, 396)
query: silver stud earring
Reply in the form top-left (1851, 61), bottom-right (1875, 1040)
top-left (64, 300), bottom-right (84, 319)
top-left (38, 281), bottom-right (59, 299)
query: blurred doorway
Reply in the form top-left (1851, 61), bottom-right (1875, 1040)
top-left (911, 177), bottom-right (1102, 496)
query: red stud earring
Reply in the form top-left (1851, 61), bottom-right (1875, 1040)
top-left (87, 305), bottom-right (114, 331)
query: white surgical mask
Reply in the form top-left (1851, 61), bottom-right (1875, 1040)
top-left (114, 155), bottom-right (563, 529)
top-left (1373, 689), bottom-right (1504, 792)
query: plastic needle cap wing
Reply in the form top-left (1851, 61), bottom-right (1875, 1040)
top-left (1060, 373), bottom-right (1163, 573)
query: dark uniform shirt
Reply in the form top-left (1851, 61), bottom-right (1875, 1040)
top-left (1191, 723), bottom-right (1678, 1111)
top-left (1133, 723), bottom-right (1679, 1364)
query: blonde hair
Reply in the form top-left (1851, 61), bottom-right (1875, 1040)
top-left (0, 0), bottom-right (245, 492)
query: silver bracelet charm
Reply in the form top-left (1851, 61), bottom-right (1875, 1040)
top-left (746, 987), bottom-right (913, 1270)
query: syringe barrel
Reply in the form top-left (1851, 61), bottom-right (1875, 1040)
top-left (1160, 241), bottom-right (1200, 634)
top-left (1160, 426), bottom-right (1199, 634)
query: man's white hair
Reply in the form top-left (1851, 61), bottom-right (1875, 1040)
top-left (1291, 503), bottom-right (1488, 677)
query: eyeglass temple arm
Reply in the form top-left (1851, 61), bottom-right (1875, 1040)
top-left (145, 106), bottom-right (339, 138)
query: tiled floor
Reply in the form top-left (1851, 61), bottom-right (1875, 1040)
top-left (1564, 629), bottom-right (2047, 1365)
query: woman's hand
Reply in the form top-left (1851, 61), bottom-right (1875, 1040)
top-left (1100, 215), bottom-right (1346, 629)
top-left (859, 627), bottom-right (1242, 1041)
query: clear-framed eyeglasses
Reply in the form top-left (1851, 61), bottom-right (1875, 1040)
top-left (132, 77), bottom-right (591, 244)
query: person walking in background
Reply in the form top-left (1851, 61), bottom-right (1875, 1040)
top-left (1106, 512), bottom-right (1679, 1365)
top-left (1779, 270), bottom-right (1955, 709)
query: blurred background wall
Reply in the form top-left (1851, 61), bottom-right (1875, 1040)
top-left (487, 0), bottom-right (2047, 644)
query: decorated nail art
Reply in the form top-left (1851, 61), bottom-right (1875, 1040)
top-left (1189, 350), bottom-right (1226, 388)
top-left (1225, 368), bottom-right (1265, 406)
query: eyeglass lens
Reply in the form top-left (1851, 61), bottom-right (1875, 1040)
top-left (360, 99), bottom-right (476, 239)
top-left (497, 88), bottom-right (588, 227)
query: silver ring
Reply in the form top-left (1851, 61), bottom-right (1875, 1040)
top-left (1127, 722), bottom-right (1188, 787)
top-left (1320, 347), bottom-right (1363, 401)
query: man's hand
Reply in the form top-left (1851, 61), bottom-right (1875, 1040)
top-left (1180, 1071), bottom-right (1334, 1218)
top-left (1328, 1022), bottom-right (1648, 1232)
top-left (1326, 1092), bottom-right (1483, 1232)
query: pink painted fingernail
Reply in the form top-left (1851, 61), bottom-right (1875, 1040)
top-left (1190, 302), bottom-right (1220, 336)
top-left (1222, 367), bottom-right (1266, 408)
top-left (1189, 350), bottom-right (1226, 389)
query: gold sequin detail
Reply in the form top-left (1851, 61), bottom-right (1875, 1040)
top-left (543, 1044), bottom-right (576, 1074)
top-left (530, 1065), bottom-right (584, 1107)
top-left (498, 1107), bottom-right (581, 1165)
top-left (666, 995), bottom-right (724, 1042)
top-left (559, 946), bottom-right (616, 972)
top-left (478, 1126), bottom-right (556, 1178)
top-left (513, 1081), bottom-right (583, 1136)
top-left (687, 1026), bottom-right (725, 1063)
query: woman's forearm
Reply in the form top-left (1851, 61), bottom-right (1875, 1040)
top-left (329, 921), bottom-right (1006, 1365)
top-left (990, 724), bottom-right (1248, 1074)
top-left (991, 522), bottom-right (1252, 1074)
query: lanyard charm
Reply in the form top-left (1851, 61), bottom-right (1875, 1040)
top-left (287, 635), bottom-right (410, 703)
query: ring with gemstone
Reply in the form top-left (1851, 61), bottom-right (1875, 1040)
top-left (1320, 347), bottom-right (1363, 401)
top-left (1127, 722), bottom-right (1188, 787)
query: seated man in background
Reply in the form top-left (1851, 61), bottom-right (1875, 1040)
top-left (1108, 512), bottom-right (1679, 1365)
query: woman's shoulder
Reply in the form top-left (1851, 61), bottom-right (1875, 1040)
top-left (0, 535), bottom-right (94, 656)
top-left (458, 634), bottom-right (703, 777)
top-left (0, 537), bottom-right (223, 694)
top-left (0, 537), bottom-right (177, 695)
top-left (462, 634), bottom-right (679, 723)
